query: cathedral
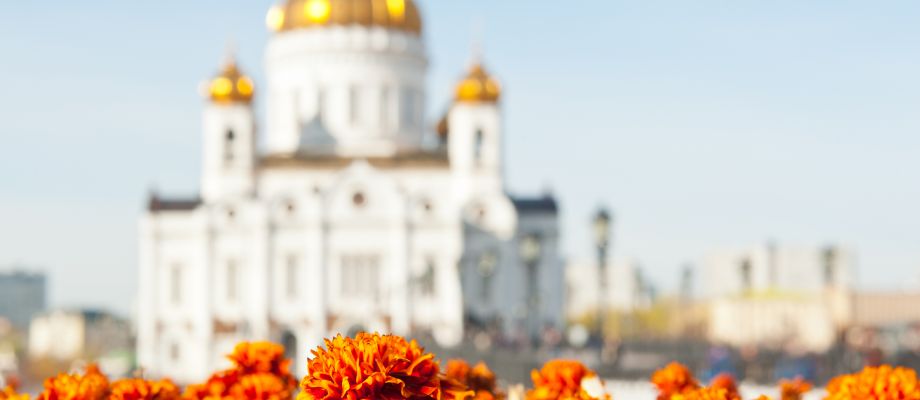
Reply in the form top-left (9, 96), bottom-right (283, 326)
top-left (137, 0), bottom-right (563, 382)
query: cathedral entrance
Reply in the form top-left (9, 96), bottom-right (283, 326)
top-left (281, 330), bottom-right (297, 362)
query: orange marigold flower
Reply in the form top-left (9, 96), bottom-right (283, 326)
top-left (109, 378), bottom-right (180, 400)
top-left (709, 374), bottom-right (739, 400)
top-left (227, 342), bottom-right (293, 379)
top-left (446, 360), bottom-right (473, 385)
top-left (228, 373), bottom-right (293, 400)
top-left (778, 377), bottom-right (811, 400)
top-left (182, 370), bottom-right (239, 400)
top-left (526, 360), bottom-right (610, 400)
top-left (184, 341), bottom-right (297, 400)
top-left (826, 365), bottom-right (920, 400)
top-left (37, 364), bottom-right (109, 400)
top-left (1, 386), bottom-right (29, 400)
top-left (652, 363), bottom-right (699, 400)
top-left (298, 333), bottom-right (473, 400)
top-left (672, 387), bottom-right (737, 400)
top-left (445, 360), bottom-right (504, 400)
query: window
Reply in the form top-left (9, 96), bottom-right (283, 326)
top-left (225, 129), bottom-right (235, 162)
top-left (286, 255), bottom-right (298, 300)
top-left (226, 260), bottom-right (238, 302)
top-left (474, 129), bottom-right (485, 164)
top-left (739, 258), bottom-right (752, 293)
top-left (170, 342), bottom-right (181, 363)
top-left (419, 259), bottom-right (436, 297)
top-left (399, 89), bottom-right (414, 129)
top-left (823, 247), bottom-right (837, 286)
top-left (170, 264), bottom-right (182, 305)
top-left (352, 192), bottom-right (366, 207)
top-left (380, 87), bottom-right (390, 128)
top-left (349, 86), bottom-right (361, 125)
top-left (341, 255), bottom-right (379, 300)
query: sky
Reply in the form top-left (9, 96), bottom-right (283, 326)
top-left (2, 1), bottom-right (920, 316)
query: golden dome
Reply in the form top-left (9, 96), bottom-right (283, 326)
top-left (455, 63), bottom-right (501, 103)
top-left (266, 0), bottom-right (422, 35)
top-left (207, 58), bottom-right (254, 104)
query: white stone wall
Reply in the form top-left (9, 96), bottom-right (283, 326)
top-left (709, 296), bottom-right (838, 352)
top-left (139, 15), bottom-right (563, 385)
top-left (28, 311), bottom-right (85, 361)
top-left (264, 27), bottom-right (427, 156)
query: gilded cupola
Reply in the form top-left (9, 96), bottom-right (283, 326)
top-left (207, 58), bottom-right (255, 104)
top-left (455, 63), bottom-right (501, 104)
top-left (266, 0), bottom-right (422, 35)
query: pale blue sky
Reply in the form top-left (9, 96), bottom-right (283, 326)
top-left (2, 1), bottom-right (920, 315)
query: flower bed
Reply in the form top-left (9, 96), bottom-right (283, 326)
top-left (1, 333), bottom-right (916, 400)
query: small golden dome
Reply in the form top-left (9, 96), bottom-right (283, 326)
top-left (455, 63), bottom-right (501, 103)
top-left (266, 0), bottom-right (422, 35)
top-left (207, 59), bottom-right (254, 104)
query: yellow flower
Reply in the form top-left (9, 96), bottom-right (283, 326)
top-left (651, 363), bottom-right (699, 400)
top-left (526, 360), bottom-right (610, 400)
top-left (0, 386), bottom-right (29, 400)
top-left (109, 378), bottom-right (180, 400)
top-left (825, 365), bottom-right (920, 400)
top-left (779, 377), bottom-right (811, 400)
top-left (36, 364), bottom-right (109, 400)
top-left (298, 332), bottom-right (472, 400)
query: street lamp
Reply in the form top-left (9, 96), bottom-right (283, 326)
top-left (519, 233), bottom-right (542, 344)
top-left (593, 208), bottom-right (612, 343)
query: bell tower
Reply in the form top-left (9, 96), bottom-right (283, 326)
top-left (201, 55), bottom-right (257, 203)
top-left (447, 61), bottom-right (504, 200)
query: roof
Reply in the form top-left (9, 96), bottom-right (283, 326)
top-left (511, 195), bottom-right (558, 213)
top-left (267, 0), bottom-right (423, 36)
top-left (148, 194), bottom-right (201, 213)
top-left (260, 150), bottom-right (450, 170)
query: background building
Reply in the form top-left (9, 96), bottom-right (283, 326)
top-left (138, 0), bottom-right (564, 383)
top-left (566, 259), bottom-right (652, 320)
top-left (0, 270), bottom-right (46, 330)
top-left (700, 243), bottom-right (854, 352)
top-left (702, 243), bottom-right (854, 298)
top-left (28, 309), bottom-right (133, 376)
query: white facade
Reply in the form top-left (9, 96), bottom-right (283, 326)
top-left (701, 243), bottom-right (856, 352)
top-left (701, 243), bottom-right (855, 299)
top-left (29, 311), bottom-right (86, 361)
top-left (137, 2), bottom-right (563, 383)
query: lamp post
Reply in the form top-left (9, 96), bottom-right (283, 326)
top-left (593, 208), bottom-right (612, 346)
top-left (519, 233), bottom-right (542, 345)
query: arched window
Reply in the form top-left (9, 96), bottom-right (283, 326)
top-left (474, 129), bottom-right (485, 165)
top-left (349, 86), bottom-right (361, 125)
top-left (224, 129), bottom-right (235, 162)
top-left (286, 254), bottom-right (299, 300)
top-left (419, 258), bottom-right (436, 297)
top-left (226, 260), bottom-right (238, 303)
top-left (169, 263), bottom-right (182, 305)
